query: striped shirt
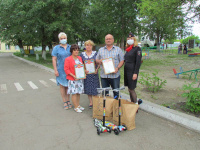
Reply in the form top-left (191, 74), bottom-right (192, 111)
top-left (96, 45), bottom-right (124, 78)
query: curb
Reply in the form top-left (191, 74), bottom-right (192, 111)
top-left (121, 94), bottom-right (200, 134)
top-left (13, 54), bottom-right (200, 133)
top-left (12, 54), bottom-right (54, 74)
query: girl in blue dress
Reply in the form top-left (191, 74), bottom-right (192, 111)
top-left (52, 32), bottom-right (72, 110)
top-left (80, 40), bottom-right (100, 108)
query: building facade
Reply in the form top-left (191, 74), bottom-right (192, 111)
top-left (0, 41), bottom-right (20, 52)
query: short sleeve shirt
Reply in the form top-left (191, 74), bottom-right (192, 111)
top-left (96, 45), bottom-right (124, 78)
top-left (51, 44), bottom-right (71, 86)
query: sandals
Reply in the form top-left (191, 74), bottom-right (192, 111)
top-left (74, 107), bottom-right (82, 113)
top-left (78, 105), bottom-right (85, 111)
top-left (64, 102), bottom-right (69, 110)
top-left (67, 101), bottom-right (72, 109)
top-left (64, 101), bottom-right (72, 110)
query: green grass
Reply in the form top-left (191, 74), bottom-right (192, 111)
top-left (13, 47), bottom-right (200, 84)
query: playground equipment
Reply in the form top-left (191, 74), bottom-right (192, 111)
top-left (173, 67), bottom-right (200, 81)
top-left (141, 36), bottom-right (155, 47)
top-left (188, 53), bottom-right (200, 57)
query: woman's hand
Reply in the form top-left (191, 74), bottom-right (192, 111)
top-left (85, 70), bottom-right (89, 74)
top-left (55, 70), bottom-right (59, 77)
top-left (132, 74), bottom-right (137, 80)
top-left (73, 75), bottom-right (79, 81)
top-left (95, 69), bottom-right (98, 74)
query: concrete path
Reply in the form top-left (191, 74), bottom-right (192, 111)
top-left (0, 53), bottom-right (200, 150)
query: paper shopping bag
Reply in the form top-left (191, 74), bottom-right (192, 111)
top-left (113, 99), bottom-right (139, 130)
top-left (93, 96), bottom-right (115, 121)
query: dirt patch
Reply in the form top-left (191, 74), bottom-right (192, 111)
top-left (134, 52), bottom-right (200, 118)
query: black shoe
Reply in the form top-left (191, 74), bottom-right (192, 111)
top-left (138, 99), bottom-right (143, 105)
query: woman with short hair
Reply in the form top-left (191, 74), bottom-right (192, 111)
top-left (52, 32), bottom-right (72, 110)
top-left (80, 40), bottom-right (100, 108)
top-left (64, 44), bottom-right (85, 113)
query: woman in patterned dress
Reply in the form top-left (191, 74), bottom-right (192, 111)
top-left (64, 44), bottom-right (86, 113)
top-left (80, 40), bottom-right (100, 108)
top-left (52, 32), bottom-right (72, 110)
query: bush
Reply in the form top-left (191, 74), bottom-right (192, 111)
top-left (138, 72), bottom-right (167, 93)
top-left (181, 82), bottom-right (200, 113)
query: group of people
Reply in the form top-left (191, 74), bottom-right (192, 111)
top-left (52, 32), bottom-right (142, 113)
top-left (178, 44), bottom-right (188, 54)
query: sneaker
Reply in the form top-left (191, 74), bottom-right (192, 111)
top-left (74, 107), bottom-right (82, 113)
top-left (78, 105), bottom-right (85, 111)
top-left (89, 105), bottom-right (93, 109)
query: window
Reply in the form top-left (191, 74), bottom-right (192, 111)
top-left (15, 45), bottom-right (20, 50)
top-left (6, 44), bottom-right (10, 50)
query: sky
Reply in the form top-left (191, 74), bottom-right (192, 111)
top-left (186, 0), bottom-right (200, 38)
top-left (191, 23), bottom-right (200, 38)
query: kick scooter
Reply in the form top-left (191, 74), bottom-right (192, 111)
top-left (94, 87), bottom-right (112, 135)
top-left (113, 86), bottom-right (127, 133)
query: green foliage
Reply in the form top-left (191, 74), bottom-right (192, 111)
top-left (139, 72), bottom-right (167, 93)
top-left (180, 35), bottom-right (200, 44)
top-left (181, 82), bottom-right (200, 113)
top-left (88, 0), bottom-right (141, 45)
top-left (0, 0), bottom-right (89, 49)
top-left (138, 0), bottom-right (192, 49)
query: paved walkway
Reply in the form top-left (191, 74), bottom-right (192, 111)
top-left (0, 53), bottom-right (200, 150)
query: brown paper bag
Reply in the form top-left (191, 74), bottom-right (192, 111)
top-left (93, 96), bottom-right (115, 121)
top-left (113, 99), bottom-right (139, 130)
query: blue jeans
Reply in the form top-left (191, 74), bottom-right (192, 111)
top-left (101, 76), bottom-right (120, 99)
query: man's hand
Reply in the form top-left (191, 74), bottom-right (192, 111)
top-left (114, 68), bottom-right (119, 74)
top-left (97, 59), bottom-right (102, 65)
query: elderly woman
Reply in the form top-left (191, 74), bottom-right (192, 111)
top-left (124, 32), bottom-right (142, 105)
top-left (52, 32), bottom-right (72, 110)
top-left (64, 44), bottom-right (85, 113)
top-left (80, 40), bottom-right (100, 108)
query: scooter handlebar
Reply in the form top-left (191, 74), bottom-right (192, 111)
top-left (97, 87), bottom-right (112, 91)
top-left (113, 86), bottom-right (125, 92)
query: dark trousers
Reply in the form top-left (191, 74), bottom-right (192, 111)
top-left (101, 76), bottom-right (120, 99)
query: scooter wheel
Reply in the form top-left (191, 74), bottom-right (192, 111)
top-left (108, 127), bottom-right (112, 133)
top-left (123, 125), bottom-right (127, 131)
top-left (97, 128), bottom-right (101, 135)
top-left (114, 129), bottom-right (119, 135)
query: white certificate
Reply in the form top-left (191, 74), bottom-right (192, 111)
top-left (74, 64), bottom-right (86, 79)
top-left (102, 58), bottom-right (115, 74)
top-left (84, 59), bottom-right (95, 74)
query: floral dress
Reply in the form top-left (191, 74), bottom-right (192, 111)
top-left (67, 59), bottom-right (84, 94)
top-left (80, 51), bottom-right (100, 95)
top-left (51, 44), bottom-right (71, 87)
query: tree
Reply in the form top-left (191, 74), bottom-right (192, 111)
top-left (138, 0), bottom-right (195, 50)
top-left (181, 35), bottom-right (200, 45)
top-left (86, 0), bottom-right (141, 49)
top-left (0, 0), bottom-right (89, 53)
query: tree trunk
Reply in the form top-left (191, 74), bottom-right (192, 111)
top-left (49, 42), bottom-right (53, 54)
top-left (156, 31), bottom-right (160, 51)
top-left (41, 27), bottom-right (46, 60)
top-left (120, 37), bottom-right (125, 50)
top-left (18, 39), bottom-right (24, 54)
